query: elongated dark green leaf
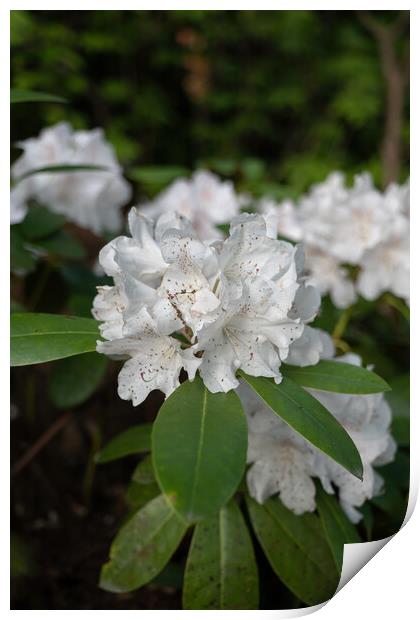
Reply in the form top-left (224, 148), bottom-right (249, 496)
top-left (240, 374), bottom-right (363, 480)
top-left (15, 163), bottom-right (109, 183)
top-left (152, 377), bottom-right (248, 522)
top-left (11, 313), bottom-right (100, 366)
top-left (283, 360), bottom-right (390, 394)
top-left (246, 496), bottom-right (339, 605)
top-left (100, 495), bottom-right (187, 593)
top-left (11, 89), bottom-right (67, 104)
top-left (96, 424), bottom-right (152, 464)
top-left (18, 206), bottom-right (66, 241)
top-left (49, 352), bottom-right (108, 408)
top-left (316, 484), bottom-right (360, 572)
top-left (183, 500), bottom-right (259, 609)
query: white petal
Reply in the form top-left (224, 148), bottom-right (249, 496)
top-left (199, 330), bottom-right (240, 393)
top-left (286, 326), bottom-right (325, 367)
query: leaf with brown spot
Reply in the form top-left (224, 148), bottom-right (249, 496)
top-left (100, 495), bottom-right (188, 593)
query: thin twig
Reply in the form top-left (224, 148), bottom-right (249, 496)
top-left (12, 410), bottom-right (73, 476)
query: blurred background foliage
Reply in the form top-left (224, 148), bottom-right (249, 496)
top-left (11, 10), bottom-right (409, 198)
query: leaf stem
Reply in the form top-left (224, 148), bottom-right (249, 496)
top-left (332, 306), bottom-right (354, 341)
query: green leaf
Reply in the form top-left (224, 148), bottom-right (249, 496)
top-left (11, 313), bottom-right (100, 366)
top-left (183, 500), bottom-right (259, 609)
top-left (377, 451), bottom-right (409, 490)
top-left (60, 264), bottom-right (111, 294)
top-left (386, 375), bottom-right (409, 417)
top-left (100, 495), bottom-right (187, 593)
top-left (10, 227), bottom-right (38, 274)
top-left (96, 424), bottom-right (153, 464)
top-left (126, 457), bottom-right (159, 511)
top-left (11, 89), bottom-right (68, 104)
top-left (33, 230), bottom-right (86, 260)
top-left (358, 503), bottom-right (373, 541)
top-left (132, 455), bottom-right (156, 485)
top-left (14, 164), bottom-right (109, 183)
top-left (316, 484), bottom-right (361, 572)
top-left (17, 206), bottom-right (66, 240)
top-left (392, 418), bottom-right (410, 447)
top-left (240, 374), bottom-right (363, 480)
top-left (67, 293), bottom-right (95, 318)
top-left (283, 360), bottom-right (390, 394)
top-left (128, 165), bottom-right (188, 191)
top-left (49, 352), bottom-right (108, 408)
top-left (152, 377), bottom-right (248, 522)
top-left (371, 471), bottom-right (408, 524)
top-left (246, 496), bottom-right (339, 606)
top-left (126, 481), bottom-right (160, 512)
top-left (386, 375), bottom-right (409, 446)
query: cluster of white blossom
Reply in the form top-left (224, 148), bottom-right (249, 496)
top-left (259, 173), bottom-right (410, 308)
top-left (239, 335), bottom-right (396, 522)
top-left (92, 208), bottom-right (326, 404)
top-left (141, 170), bottom-right (242, 241)
top-left (11, 122), bottom-right (132, 234)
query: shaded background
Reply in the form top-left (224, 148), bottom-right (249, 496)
top-left (11, 10), bottom-right (410, 610)
top-left (11, 10), bottom-right (409, 194)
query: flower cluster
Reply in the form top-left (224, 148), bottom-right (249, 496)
top-left (141, 170), bottom-right (242, 241)
top-left (92, 209), bottom-right (324, 404)
top-left (259, 173), bottom-right (410, 308)
top-left (11, 122), bottom-right (132, 233)
top-left (239, 336), bottom-right (396, 522)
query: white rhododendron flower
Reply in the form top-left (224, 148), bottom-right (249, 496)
top-left (141, 170), bottom-right (241, 241)
top-left (239, 341), bottom-right (396, 523)
top-left (93, 209), bottom-right (320, 404)
top-left (356, 181), bottom-right (410, 305)
top-left (11, 122), bottom-right (132, 233)
top-left (305, 247), bottom-right (357, 309)
top-left (258, 198), bottom-right (303, 243)
top-left (356, 222), bottom-right (409, 305)
top-left (260, 173), bottom-right (409, 308)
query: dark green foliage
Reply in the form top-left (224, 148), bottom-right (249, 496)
top-left (11, 10), bottom-right (409, 191)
